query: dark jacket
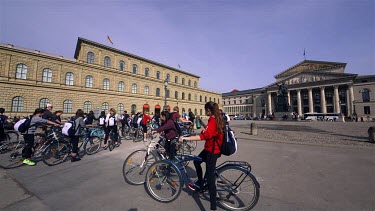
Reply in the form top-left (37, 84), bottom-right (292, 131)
top-left (156, 119), bottom-right (177, 140)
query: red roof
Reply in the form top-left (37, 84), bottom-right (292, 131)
top-left (231, 89), bottom-right (239, 92)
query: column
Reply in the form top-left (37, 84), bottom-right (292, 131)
top-left (267, 92), bottom-right (272, 114)
top-left (346, 87), bottom-right (351, 116)
top-left (297, 89), bottom-right (302, 115)
top-left (252, 96), bottom-right (257, 117)
top-left (308, 88), bottom-right (314, 113)
top-left (349, 85), bottom-right (354, 114)
top-left (320, 87), bottom-right (327, 113)
top-left (287, 91), bottom-right (291, 107)
top-left (334, 85), bottom-right (340, 114)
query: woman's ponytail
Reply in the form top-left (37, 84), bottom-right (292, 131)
top-left (204, 101), bottom-right (224, 133)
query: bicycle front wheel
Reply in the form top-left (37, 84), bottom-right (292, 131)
top-left (123, 149), bottom-right (157, 185)
top-left (144, 160), bottom-right (183, 203)
top-left (216, 166), bottom-right (260, 210)
top-left (83, 136), bottom-right (102, 155)
top-left (5, 131), bottom-right (20, 143)
top-left (42, 142), bottom-right (69, 166)
top-left (0, 142), bottom-right (25, 169)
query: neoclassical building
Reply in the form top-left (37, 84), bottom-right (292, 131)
top-left (222, 60), bottom-right (374, 121)
top-left (0, 37), bottom-right (221, 117)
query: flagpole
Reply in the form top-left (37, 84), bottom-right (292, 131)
top-left (303, 48), bottom-right (306, 60)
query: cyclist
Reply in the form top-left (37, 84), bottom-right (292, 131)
top-left (70, 109), bottom-right (86, 162)
top-left (0, 108), bottom-right (11, 143)
top-left (141, 111), bottom-right (152, 142)
top-left (52, 110), bottom-right (63, 124)
top-left (84, 110), bottom-right (96, 126)
top-left (179, 101), bottom-right (224, 211)
top-left (103, 108), bottom-right (121, 148)
top-left (23, 108), bottom-right (60, 166)
top-left (152, 111), bottom-right (178, 157)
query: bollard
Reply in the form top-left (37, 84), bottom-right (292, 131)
top-left (250, 123), bottom-right (258, 135)
top-left (368, 127), bottom-right (375, 143)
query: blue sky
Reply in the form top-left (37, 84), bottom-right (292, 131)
top-left (1, 0), bottom-right (374, 93)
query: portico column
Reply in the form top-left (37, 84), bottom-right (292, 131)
top-left (297, 89), bottom-right (302, 115)
top-left (267, 92), bottom-right (272, 114)
top-left (334, 86), bottom-right (340, 114)
top-left (346, 87), bottom-right (351, 116)
top-left (308, 88), bottom-right (314, 113)
top-left (252, 96), bottom-right (257, 117)
top-left (287, 91), bottom-right (291, 108)
top-left (349, 85), bottom-right (354, 114)
top-left (320, 87), bottom-right (327, 113)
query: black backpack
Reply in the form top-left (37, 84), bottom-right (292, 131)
top-left (173, 121), bottom-right (182, 137)
top-left (189, 112), bottom-right (195, 120)
top-left (218, 123), bottom-right (238, 156)
top-left (132, 115), bottom-right (139, 125)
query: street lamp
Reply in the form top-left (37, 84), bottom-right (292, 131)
top-left (163, 78), bottom-right (168, 111)
top-left (177, 99), bottom-right (179, 107)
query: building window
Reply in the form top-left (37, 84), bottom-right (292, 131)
top-left (145, 68), bottom-right (149, 76)
top-left (182, 92), bottom-right (185, 100)
top-left (205, 96), bottom-right (207, 102)
top-left (166, 73), bottom-right (170, 81)
top-left (188, 93), bottom-right (191, 101)
top-left (156, 71), bottom-right (160, 79)
top-left (214, 98), bottom-right (216, 103)
top-left (42, 68), bottom-right (52, 82)
top-left (364, 106), bottom-right (371, 114)
top-left (102, 102), bottom-right (109, 113)
top-left (85, 75), bottom-right (93, 88)
top-left (39, 98), bottom-right (50, 109)
top-left (182, 78), bottom-right (185, 85)
top-left (194, 81), bottom-right (197, 88)
top-left (175, 76), bottom-right (178, 83)
top-left (200, 109), bottom-right (202, 116)
top-left (188, 80), bottom-right (191, 87)
top-left (63, 100), bottom-right (73, 113)
top-left (361, 89), bottom-right (370, 102)
top-left (194, 94), bottom-right (197, 101)
top-left (175, 91), bottom-right (178, 99)
top-left (84, 101), bottom-right (92, 113)
top-left (118, 103), bottom-right (124, 114)
top-left (131, 104), bottom-right (136, 114)
top-left (166, 89), bottom-right (170, 98)
top-left (12, 96), bottom-right (24, 112)
top-left (132, 64), bottom-right (137, 74)
top-left (65, 72), bottom-right (74, 85)
top-left (16, 64), bottom-right (27, 79)
top-left (200, 95), bottom-right (202, 102)
top-left (131, 83), bottom-right (137, 94)
top-left (118, 81), bottom-right (124, 92)
top-left (103, 78), bottom-right (110, 90)
top-left (144, 86), bottom-right (149, 95)
top-left (156, 88), bottom-right (160, 97)
top-left (87, 52), bottom-right (94, 64)
top-left (104, 56), bottom-right (111, 67)
top-left (119, 61), bottom-right (125, 71)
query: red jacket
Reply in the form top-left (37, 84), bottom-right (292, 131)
top-left (142, 114), bottom-right (152, 125)
top-left (199, 115), bottom-right (223, 154)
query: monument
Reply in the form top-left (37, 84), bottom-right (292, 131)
top-left (276, 82), bottom-right (290, 112)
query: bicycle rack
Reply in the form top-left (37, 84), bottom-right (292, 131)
top-left (217, 160), bottom-right (252, 172)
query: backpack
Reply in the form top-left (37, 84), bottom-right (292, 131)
top-left (14, 116), bottom-right (33, 133)
top-left (99, 116), bottom-right (105, 126)
top-left (62, 118), bottom-right (77, 137)
top-left (132, 115), bottom-right (138, 125)
top-left (218, 123), bottom-right (238, 156)
top-left (173, 121), bottom-right (182, 137)
top-left (189, 112), bottom-right (195, 120)
top-left (108, 115), bottom-right (116, 126)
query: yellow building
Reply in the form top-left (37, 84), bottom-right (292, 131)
top-left (0, 38), bottom-right (221, 117)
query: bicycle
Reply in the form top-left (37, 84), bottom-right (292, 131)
top-left (0, 130), bottom-right (20, 145)
top-left (107, 128), bottom-right (119, 152)
top-left (144, 140), bottom-right (260, 210)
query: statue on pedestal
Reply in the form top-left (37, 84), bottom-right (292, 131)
top-left (276, 82), bottom-right (290, 112)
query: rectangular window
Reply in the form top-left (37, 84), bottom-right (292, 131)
top-left (364, 106), bottom-right (371, 114)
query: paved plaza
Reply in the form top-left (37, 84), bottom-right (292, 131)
top-left (1, 120), bottom-right (374, 211)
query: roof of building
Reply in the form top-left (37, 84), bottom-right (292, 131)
top-left (222, 87), bottom-right (266, 97)
top-left (74, 37), bottom-right (200, 78)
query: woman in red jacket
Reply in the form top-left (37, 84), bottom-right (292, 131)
top-left (179, 101), bottom-right (224, 211)
top-left (141, 111), bottom-right (152, 142)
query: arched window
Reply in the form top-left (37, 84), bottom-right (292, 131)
top-left (119, 60), bottom-right (125, 71)
top-left (118, 103), bottom-right (124, 114)
top-left (182, 78), bottom-right (185, 85)
top-left (188, 80), bottom-right (191, 87)
top-left (84, 101), bottom-right (92, 113)
top-left (39, 98), bottom-right (50, 108)
top-left (200, 95), bottom-right (202, 102)
top-left (194, 94), bottom-right (197, 102)
top-left (145, 68), bottom-right (149, 76)
top-left (188, 93), bottom-right (191, 101)
top-left (156, 88), bottom-right (160, 97)
top-left (103, 78), bottom-right (110, 90)
top-left (132, 64), bottom-right (137, 74)
top-left (85, 75), bottom-right (93, 88)
top-left (65, 72), bottom-right (74, 85)
top-left (218, 99), bottom-right (220, 104)
top-left (182, 92), bottom-right (185, 100)
top-left (12, 96), bottom-right (24, 112)
top-left (361, 89), bottom-right (371, 102)
top-left (156, 71), bottom-right (160, 79)
top-left (63, 100), bottom-right (73, 113)
top-left (209, 97), bottom-right (212, 102)
top-left (104, 56), bottom-right (111, 67)
top-left (175, 91), bottom-right (178, 99)
top-left (144, 86), bottom-right (149, 95)
top-left (87, 52), bottom-right (94, 64)
top-left (175, 76), bottom-right (178, 83)
top-left (205, 96), bottom-right (207, 102)
top-left (166, 73), bottom-right (170, 81)
top-left (131, 83), bottom-right (137, 94)
top-left (131, 104), bottom-right (136, 114)
top-left (16, 64), bottom-right (27, 79)
top-left (118, 81), bottom-right (124, 92)
top-left (102, 102), bottom-right (109, 113)
top-left (194, 81), bottom-right (197, 88)
top-left (42, 68), bottom-right (52, 82)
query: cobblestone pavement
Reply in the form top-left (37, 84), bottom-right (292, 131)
top-left (232, 120), bottom-right (375, 147)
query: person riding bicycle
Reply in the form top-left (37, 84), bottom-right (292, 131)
top-left (152, 111), bottom-right (178, 157)
top-left (22, 108), bottom-right (60, 165)
top-left (103, 108), bottom-right (121, 148)
top-left (70, 109), bottom-right (86, 162)
top-left (0, 108), bottom-right (11, 143)
top-left (179, 101), bottom-right (224, 211)
top-left (141, 111), bottom-right (152, 142)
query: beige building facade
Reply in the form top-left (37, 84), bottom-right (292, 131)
top-left (0, 38), bottom-right (221, 117)
top-left (222, 60), bottom-right (375, 121)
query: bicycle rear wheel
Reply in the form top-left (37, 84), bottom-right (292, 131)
top-left (216, 166), bottom-right (260, 210)
top-left (123, 149), bottom-right (157, 185)
top-left (42, 142), bottom-right (70, 166)
top-left (5, 131), bottom-right (20, 143)
top-left (144, 160), bottom-right (183, 203)
top-left (83, 136), bottom-right (102, 155)
top-left (0, 142), bottom-right (25, 169)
